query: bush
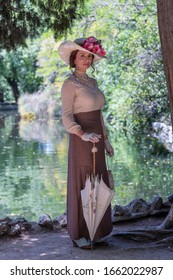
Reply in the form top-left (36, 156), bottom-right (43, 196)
top-left (18, 86), bottom-right (61, 120)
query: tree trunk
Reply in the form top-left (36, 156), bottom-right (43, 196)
top-left (6, 78), bottom-right (20, 102)
top-left (156, 0), bottom-right (173, 127)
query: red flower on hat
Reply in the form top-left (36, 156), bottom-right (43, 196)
top-left (99, 48), bottom-right (106, 56)
top-left (87, 36), bottom-right (98, 44)
top-left (93, 44), bottom-right (100, 53)
top-left (83, 42), bottom-right (94, 51)
top-left (82, 36), bottom-right (106, 57)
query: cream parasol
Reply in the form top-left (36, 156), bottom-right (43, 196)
top-left (81, 143), bottom-right (114, 244)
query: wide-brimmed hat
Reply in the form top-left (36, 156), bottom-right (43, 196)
top-left (58, 36), bottom-right (106, 65)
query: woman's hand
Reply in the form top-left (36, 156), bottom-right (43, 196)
top-left (104, 139), bottom-right (114, 157)
top-left (81, 133), bottom-right (101, 143)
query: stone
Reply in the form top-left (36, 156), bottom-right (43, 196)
top-left (150, 196), bottom-right (163, 211)
top-left (112, 205), bottom-right (130, 217)
top-left (158, 204), bottom-right (173, 230)
top-left (0, 216), bottom-right (32, 236)
top-left (0, 217), bottom-right (12, 223)
top-left (0, 222), bottom-right (9, 236)
top-left (11, 217), bottom-right (28, 224)
top-left (9, 224), bottom-right (21, 236)
top-left (53, 213), bottom-right (67, 228)
top-left (168, 194), bottom-right (173, 203)
top-left (152, 121), bottom-right (173, 152)
top-left (38, 214), bottom-right (54, 230)
top-left (10, 216), bottom-right (31, 230)
top-left (127, 198), bottom-right (150, 213)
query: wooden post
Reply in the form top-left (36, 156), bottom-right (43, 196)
top-left (156, 0), bottom-right (173, 127)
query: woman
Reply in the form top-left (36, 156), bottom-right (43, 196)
top-left (58, 36), bottom-right (114, 249)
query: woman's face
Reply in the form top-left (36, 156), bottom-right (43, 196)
top-left (74, 50), bottom-right (93, 72)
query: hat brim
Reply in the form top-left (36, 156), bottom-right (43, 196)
top-left (58, 40), bottom-right (103, 65)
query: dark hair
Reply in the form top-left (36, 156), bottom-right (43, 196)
top-left (69, 50), bottom-right (78, 68)
top-left (69, 50), bottom-right (95, 71)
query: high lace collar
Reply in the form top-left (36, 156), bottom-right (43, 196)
top-left (74, 70), bottom-right (88, 78)
top-left (73, 70), bottom-right (89, 81)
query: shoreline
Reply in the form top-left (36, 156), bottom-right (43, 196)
top-left (0, 214), bottom-right (173, 260)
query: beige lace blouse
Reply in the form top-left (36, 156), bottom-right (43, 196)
top-left (61, 73), bottom-right (107, 137)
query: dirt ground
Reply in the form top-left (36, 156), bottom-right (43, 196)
top-left (0, 215), bottom-right (173, 260)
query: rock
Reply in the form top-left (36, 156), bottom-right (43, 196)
top-left (152, 121), bottom-right (173, 152)
top-left (10, 216), bottom-right (31, 230)
top-left (53, 213), bottom-right (67, 228)
top-left (0, 216), bottom-right (32, 236)
top-left (112, 199), bottom-right (151, 223)
top-left (38, 214), bottom-right (54, 230)
top-left (158, 204), bottom-right (173, 230)
top-left (127, 198), bottom-right (150, 213)
top-left (168, 194), bottom-right (173, 203)
top-left (0, 222), bottom-right (10, 236)
top-left (0, 217), bottom-right (12, 223)
top-left (163, 200), bottom-right (171, 208)
top-left (112, 205), bottom-right (130, 217)
top-left (11, 217), bottom-right (28, 224)
top-left (150, 196), bottom-right (163, 211)
top-left (9, 224), bottom-right (21, 236)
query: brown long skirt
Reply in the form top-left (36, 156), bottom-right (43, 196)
top-left (67, 109), bottom-right (112, 241)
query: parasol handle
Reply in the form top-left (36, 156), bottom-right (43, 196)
top-left (91, 142), bottom-right (98, 177)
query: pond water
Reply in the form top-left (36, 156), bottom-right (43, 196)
top-left (0, 111), bottom-right (173, 221)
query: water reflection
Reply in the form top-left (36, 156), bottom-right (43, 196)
top-left (0, 112), bottom-right (68, 221)
top-left (110, 135), bottom-right (173, 206)
top-left (0, 112), bottom-right (173, 221)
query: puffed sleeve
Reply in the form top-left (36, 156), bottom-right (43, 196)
top-left (61, 79), bottom-right (84, 136)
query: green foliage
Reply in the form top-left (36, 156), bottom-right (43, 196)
top-left (0, 42), bottom-right (43, 101)
top-left (74, 0), bottom-right (169, 134)
top-left (36, 32), bottom-right (61, 85)
top-left (0, 0), bottom-right (41, 50)
top-left (0, 0), bottom-right (85, 50)
top-left (111, 134), bottom-right (173, 206)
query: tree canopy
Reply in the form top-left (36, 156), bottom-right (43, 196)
top-left (0, 44), bottom-right (43, 101)
top-left (0, 0), bottom-right (85, 50)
